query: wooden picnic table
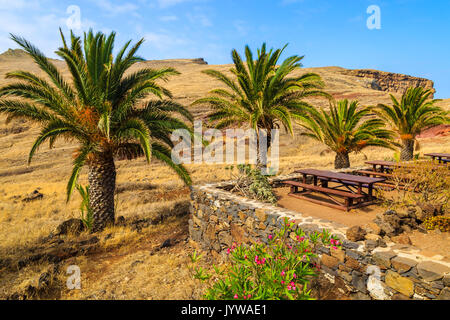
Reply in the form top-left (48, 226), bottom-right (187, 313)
top-left (424, 153), bottom-right (450, 164)
top-left (283, 169), bottom-right (385, 211)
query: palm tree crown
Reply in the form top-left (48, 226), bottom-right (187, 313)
top-left (192, 43), bottom-right (330, 166)
top-left (371, 86), bottom-right (448, 161)
top-left (0, 29), bottom-right (193, 231)
top-left (296, 99), bottom-right (398, 168)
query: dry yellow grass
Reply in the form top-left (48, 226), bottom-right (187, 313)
top-left (0, 54), bottom-right (449, 299)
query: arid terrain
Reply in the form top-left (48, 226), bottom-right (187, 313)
top-left (0, 49), bottom-right (449, 299)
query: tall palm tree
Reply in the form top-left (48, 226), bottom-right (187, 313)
top-left (372, 87), bottom-right (448, 161)
top-left (192, 43), bottom-right (330, 169)
top-left (296, 99), bottom-right (398, 169)
top-left (0, 29), bottom-right (193, 232)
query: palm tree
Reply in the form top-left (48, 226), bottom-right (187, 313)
top-left (372, 87), bottom-right (449, 161)
top-left (296, 99), bottom-right (398, 169)
top-left (192, 43), bottom-right (330, 169)
top-left (0, 29), bottom-right (193, 232)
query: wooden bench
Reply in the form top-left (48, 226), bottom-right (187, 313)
top-left (283, 180), bottom-right (365, 211)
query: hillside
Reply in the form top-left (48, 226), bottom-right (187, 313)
top-left (0, 49), bottom-right (447, 117)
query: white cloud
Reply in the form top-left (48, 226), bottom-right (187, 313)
top-left (233, 20), bottom-right (248, 36)
top-left (94, 0), bottom-right (139, 16)
top-left (0, 0), bottom-right (40, 11)
top-left (157, 0), bottom-right (192, 8)
top-left (144, 31), bottom-right (189, 51)
top-left (0, 3), bottom-right (99, 58)
top-left (186, 12), bottom-right (212, 27)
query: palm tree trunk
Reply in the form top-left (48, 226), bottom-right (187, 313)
top-left (88, 154), bottom-right (116, 232)
top-left (334, 152), bottom-right (350, 169)
top-left (400, 139), bottom-right (414, 161)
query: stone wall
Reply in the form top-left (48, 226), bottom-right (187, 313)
top-left (188, 173), bottom-right (450, 300)
top-left (342, 69), bottom-right (435, 97)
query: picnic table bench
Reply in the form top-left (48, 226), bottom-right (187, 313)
top-left (283, 169), bottom-right (385, 211)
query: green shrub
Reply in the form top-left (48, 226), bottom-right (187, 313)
top-left (189, 218), bottom-right (341, 300)
top-left (76, 184), bottom-right (94, 231)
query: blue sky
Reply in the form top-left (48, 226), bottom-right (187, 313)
top-left (0, 0), bottom-right (449, 97)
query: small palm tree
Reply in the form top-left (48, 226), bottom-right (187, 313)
top-left (296, 99), bottom-right (398, 169)
top-left (192, 43), bottom-right (329, 169)
top-left (0, 29), bottom-right (193, 231)
top-left (372, 87), bottom-right (449, 161)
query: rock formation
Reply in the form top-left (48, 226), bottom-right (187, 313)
top-left (342, 69), bottom-right (435, 97)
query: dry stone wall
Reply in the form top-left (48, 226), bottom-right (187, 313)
top-left (188, 172), bottom-right (450, 300)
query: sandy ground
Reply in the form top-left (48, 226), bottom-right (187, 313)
top-left (407, 230), bottom-right (450, 262)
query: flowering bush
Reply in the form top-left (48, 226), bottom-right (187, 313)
top-left (189, 217), bottom-right (341, 300)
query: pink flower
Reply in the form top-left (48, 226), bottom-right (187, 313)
top-left (287, 285), bottom-right (292, 290)
top-left (281, 271), bottom-right (285, 276)
top-left (254, 256), bottom-right (259, 263)
top-left (293, 273), bottom-right (297, 278)
top-left (300, 236), bottom-right (305, 241)
top-left (234, 294), bottom-right (238, 299)
top-left (227, 248), bottom-right (231, 254)
top-left (281, 280), bottom-right (285, 284)
top-left (247, 294), bottom-right (251, 299)
top-left (268, 234), bottom-right (273, 240)
top-left (332, 246), bottom-right (338, 250)
top-left (290, 281), bottom-right (295, 286)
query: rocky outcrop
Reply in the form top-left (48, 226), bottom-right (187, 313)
top-left (0, 48), bottom-right (29, 61)
top-left (191, 58), bottom-right (208, 65)
top-left (342, 69), bottom-right (435, 97)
